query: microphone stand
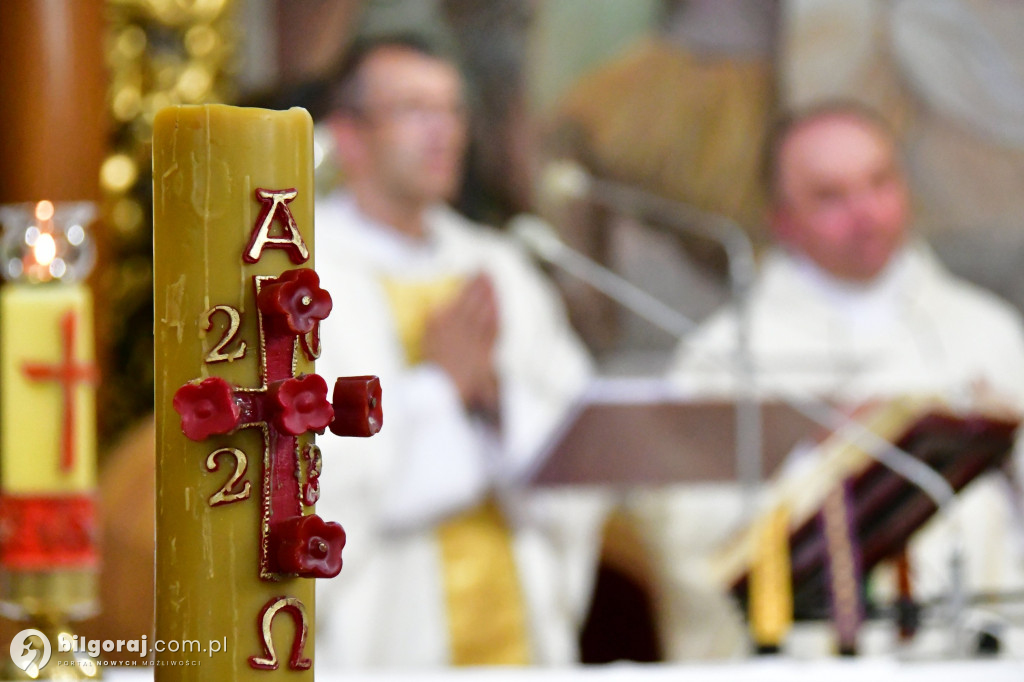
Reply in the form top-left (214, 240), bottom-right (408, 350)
top-left (515, 221), bottom-right (697, 339)
top-left (573, 174), bottom-right (765, 514)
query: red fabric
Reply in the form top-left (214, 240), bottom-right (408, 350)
top-left (0, 494), bottom-right (97, 570)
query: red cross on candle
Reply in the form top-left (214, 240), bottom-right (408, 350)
top-left (22, 310), bottom-right (98, 472)
top-left (172, 267), bottom-right (382, 580)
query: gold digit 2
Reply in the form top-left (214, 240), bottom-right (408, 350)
top-left (205, 447), bottom-right (252, 507)
top-left (203, 305), bottom-right (247, 363)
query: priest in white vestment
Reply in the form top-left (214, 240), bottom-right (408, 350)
top-left (641, 102), bottom-right (1024, 659)
top-left (312, 36), bottom-right (607, 668)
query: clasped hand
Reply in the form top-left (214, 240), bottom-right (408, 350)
top-left (421, 273), bottom-right (500, 419)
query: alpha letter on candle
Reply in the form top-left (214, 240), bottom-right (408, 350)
top-left (243, 188), bottom-right (309, 264)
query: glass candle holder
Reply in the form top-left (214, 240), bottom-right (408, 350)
top-left (0, 200), bottom-right (96, 284)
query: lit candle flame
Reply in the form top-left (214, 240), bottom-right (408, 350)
top-left (34, 233), bottom-right (57, 267)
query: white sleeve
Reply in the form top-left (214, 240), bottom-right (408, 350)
top-left (480, 242), bottom-right (612, 659)
top-left (487, 244), bottom-right (594, 486)
top-left (312, 264), bottom-right (492, 536)
top-left (375, 363), bottom-right (492, 531)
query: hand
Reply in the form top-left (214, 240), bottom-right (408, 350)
top-left (421, 273), bottom-right (501, 417)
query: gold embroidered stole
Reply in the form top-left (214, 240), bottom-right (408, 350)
top-left (381, 276), bottom-right (531, 665)
top-left (748, 505), bottom-right (793, 650)
top-left (436, 500), bottom-right (531, 665)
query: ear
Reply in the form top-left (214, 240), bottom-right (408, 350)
top-left (768, 204), bottom-right (797, 251)
top-left (325, 113), bottom-right (367, 174)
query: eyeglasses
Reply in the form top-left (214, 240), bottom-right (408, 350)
top-left (356, 99), bottom-right (468, 126)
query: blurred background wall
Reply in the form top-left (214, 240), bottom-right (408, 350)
top-left (7, 0), bottom-right (1024, 449)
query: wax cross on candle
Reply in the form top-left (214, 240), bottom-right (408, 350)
top-left (22, 310), bottom-right (99, 472)
top-left (163, 183), bottom-right (382, 674)
top-left (172, 258), bottom-right (382, 580)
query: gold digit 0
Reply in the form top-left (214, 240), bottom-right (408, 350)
top-left (205, 448), bottom-right (251, 507)
top-left (202, 305), bottom-right (247, 363)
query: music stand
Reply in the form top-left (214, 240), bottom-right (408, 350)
top-left (529, 377), bottom-right (823, 486)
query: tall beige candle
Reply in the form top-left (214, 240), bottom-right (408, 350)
top-left (153, 104), bottom-right (333, 680)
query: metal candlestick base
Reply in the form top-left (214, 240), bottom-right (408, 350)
top-left (2, 617), bottom-right (100, 680)
top-left (0, 571), bottom-right (101, 680)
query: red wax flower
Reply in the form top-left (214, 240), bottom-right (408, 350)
top-left (257, 268), bottom-right (332, 335)
top-left (269, 374), bottom-right (334, 435)
top-left (172, 377), bottom-right (240, 441)
top-left (275, 514), bottom-right (345, 578)
top-left (330, 376), bottom-right (383, 438)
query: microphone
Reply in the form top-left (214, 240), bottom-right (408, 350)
top-left (539, 160), bottom-right (758, 305)
top-left (509, 215), bottom-right (695, 339)
top-left (537, 160), bottom-right (766, 500)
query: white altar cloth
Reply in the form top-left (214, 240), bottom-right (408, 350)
top-left (99, 658), bottom-right (1024, 682)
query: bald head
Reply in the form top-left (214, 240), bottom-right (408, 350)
top-left (766, 105), bottom-right (910, 282)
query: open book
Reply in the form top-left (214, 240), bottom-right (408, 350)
top-left (708, 396), bottom-right (1020, 618)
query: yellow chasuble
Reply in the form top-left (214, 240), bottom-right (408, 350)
top-left (380, 276), bottom-right (532, 665)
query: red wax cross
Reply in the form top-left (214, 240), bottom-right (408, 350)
top-left (173, 267), bottom-right (382, 580)
top-left (22, 311), bottom-right (98, 472)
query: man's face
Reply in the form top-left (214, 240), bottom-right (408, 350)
top-left (772, 115), bottom-right (909, 282)
top-left (352, 48), bottom-right (467, 205)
